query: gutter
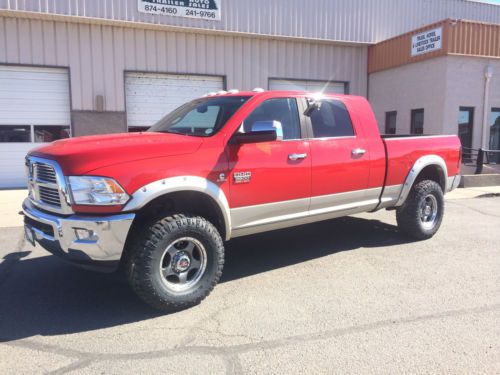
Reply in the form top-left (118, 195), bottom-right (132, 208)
top-left (0, 9), bottom-right (373, 47)
top-left (482, 65), bottom-right (493, 149)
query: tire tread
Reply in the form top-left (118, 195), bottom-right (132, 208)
top-left (396, 180), bottom-right (444, 240)
top-left (127, 214), bottom-right (224, 311)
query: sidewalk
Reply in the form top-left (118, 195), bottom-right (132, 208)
top-left (0, 189), bottom-right (27, 228)
top-left (1, 186), bottom-right (499, 228)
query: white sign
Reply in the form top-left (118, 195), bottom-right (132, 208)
top-left (411, 27), bottom-right (442, 57)
top-left (138, 0), bottom-right (221, 21)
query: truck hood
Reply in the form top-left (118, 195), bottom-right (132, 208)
top-left (29, 132), bottom-right (203, 175)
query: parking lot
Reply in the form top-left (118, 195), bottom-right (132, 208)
top-left (0, 194), bottom-right (499, 374)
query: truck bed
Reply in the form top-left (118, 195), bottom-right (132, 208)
top-left (382, 134), bottom-right (461, 192)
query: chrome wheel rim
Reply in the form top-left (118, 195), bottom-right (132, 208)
top-left (159, 237), bottom-right (207, 294)
top-left (420, 194), bottom-right (438, 230)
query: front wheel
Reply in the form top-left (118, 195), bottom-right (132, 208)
top-left (127, 214), bottom-right (224, 311)
top-left (396, 180), bottom-right (444, 240)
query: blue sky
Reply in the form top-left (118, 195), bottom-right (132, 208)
top-left (475, 0), bottom-right (500, 4)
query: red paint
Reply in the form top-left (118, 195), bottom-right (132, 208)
top-left (28, 91), bottom-right (461, 214)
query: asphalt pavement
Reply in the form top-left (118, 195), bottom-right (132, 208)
top-left (0, 195), bottom-right (499, 374)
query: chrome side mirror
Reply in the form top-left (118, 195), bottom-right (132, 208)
top-left (250, 120), bottom-right (283, 141)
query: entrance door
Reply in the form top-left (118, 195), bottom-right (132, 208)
top-left (490, 108), bottom-right (500, 163)
top-left (458, 107), bottom-right (474, 149)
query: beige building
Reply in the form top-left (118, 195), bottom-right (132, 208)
top-left (0, 0), bottom-right (500, 187)
top-left (369, 19), bottom-right (500, 155)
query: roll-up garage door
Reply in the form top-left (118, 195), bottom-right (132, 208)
top-left (269, 79), bottom-right (346, 94)
top-left (0, 66), bottom-right (71, 188)
top-left (125, 73), bottom-right (224, 131)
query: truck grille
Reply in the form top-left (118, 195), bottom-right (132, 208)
top-left (26, 157), bottom-right (73, 214)
top-left (38, 185), bottom-right (62, 207)
top-left (34, 162), bottom-right (58, 184)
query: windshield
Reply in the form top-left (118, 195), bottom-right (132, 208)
top-left (148, 96), bottom-right (250, 137)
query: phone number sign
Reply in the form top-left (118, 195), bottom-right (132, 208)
top-left (138, 0), bottom-right (221, 20)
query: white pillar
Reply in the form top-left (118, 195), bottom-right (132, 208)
top-left (482, 65), bottom-right (493, 149)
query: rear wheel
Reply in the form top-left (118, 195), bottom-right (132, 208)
top-left (127, 214), bottom-right (224, 311)
top-left (396, 180), bottom-right (444, 240)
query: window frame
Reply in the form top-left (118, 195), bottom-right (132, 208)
top-left (410, 108), bottom-right (424, 135)
top-left (385, 111), bottom-right (397, 135)
top-left (238, 97), bottom-right (304, 142)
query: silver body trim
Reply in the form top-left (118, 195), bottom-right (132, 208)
top-left (395, 155), bottom-right (449, 207)
top-left (376, 184), bottom-right (404, 209)
top-left (448, 175), bottom-right (461, 191)
top-left (231, 187), bottom-right (384, 238)
top-left (123, 176), bottom-right (232, 241)
top-left (23, 198), bottom-right (135, 266)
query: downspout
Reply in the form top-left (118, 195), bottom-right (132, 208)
top-left (481, 65), bottom-right (493, 149)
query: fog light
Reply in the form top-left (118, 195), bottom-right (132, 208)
top-left (74, 228), bottom-right (98, 241)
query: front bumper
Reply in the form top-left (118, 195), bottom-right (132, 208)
top-left (22, 198), bottom-right (135, 272)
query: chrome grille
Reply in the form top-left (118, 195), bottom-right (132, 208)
top-left (26, 156), bottom-right (73, 214)
top-left (34, 163), bottom-right (57, 184)
top-left (38, 185), bottom-right (62, 207)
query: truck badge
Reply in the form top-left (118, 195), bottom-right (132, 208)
top-left (233, 171), bottom-right (251, 184)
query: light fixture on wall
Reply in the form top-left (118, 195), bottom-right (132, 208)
top-left (95, 95), bottom-right (105, 112)
top-left (482, 65), bottom-right (493, 149)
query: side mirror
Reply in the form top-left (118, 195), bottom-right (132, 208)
top-left (303, 99), bottom-right (321, 117)
top-left (232, 121), bottom-right (283, 144)
top-left (196, 104), bottom-right (208, 113)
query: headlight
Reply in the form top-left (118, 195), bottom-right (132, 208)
top-left (68, 176), bottom-right (129, 205)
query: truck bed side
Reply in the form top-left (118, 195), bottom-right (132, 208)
top-left (380, 135), bottom-right (461, 208)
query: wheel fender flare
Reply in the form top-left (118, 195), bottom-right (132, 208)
top-left (123, 176), bottom-right (232, 240)
top-left (395, 155), bottom-right (448, 207)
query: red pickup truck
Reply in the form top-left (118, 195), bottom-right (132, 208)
top-left (23, 90), bottom-right (461, 310)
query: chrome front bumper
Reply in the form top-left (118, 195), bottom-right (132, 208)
top-left (22, 198), bottom-right (135, 272)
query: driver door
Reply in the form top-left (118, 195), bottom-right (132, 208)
top-left (227, 97), bottom-right (311, 235)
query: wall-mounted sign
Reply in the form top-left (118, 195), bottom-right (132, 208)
top-left (138, 0), bottom-right (221, 21)
top-left (411, 27), bottom-right (442, 57)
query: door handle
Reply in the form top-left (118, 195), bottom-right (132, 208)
top-left (288, 153), bottom-right (307, 161)
top-left (351, 148), bottom-right (366, 157)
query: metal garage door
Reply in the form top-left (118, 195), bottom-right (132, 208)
top-left (125, 73), bottom-right (224, 131)
top-left (0, 66), bottom-right (71, 188)
top-left (269, 79), bottom-right (346, 94)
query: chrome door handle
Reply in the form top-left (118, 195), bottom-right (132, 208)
top-left (288, 153), bottom-right (307, 161)
top-left (351, 148), bottom-right (366, 156)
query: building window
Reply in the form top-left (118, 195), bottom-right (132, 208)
top-left (458, 107), bottom-right (474, 150)
top-left (0, 125), bottom-right (70, 143)
top-left (385, 111), bottom-right (397, 134)
top-left (34, 126), bottom-right (70, 143)
top-left (490, 108), bottom-right (500, 163)
top-left (0, 125), bottom-right (31, 142)
top-left (410, 109), bottom-right (424, 135)
top-left (308, 100), bottom-right (355, 138)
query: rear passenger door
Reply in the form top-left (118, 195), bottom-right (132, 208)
top-left (304, 98), bottom-right (374, 215)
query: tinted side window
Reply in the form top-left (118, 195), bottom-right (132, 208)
top-left (242, 98), bottom-right (301, 140)
top-left (309, 100), bottom-right (355, 138)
